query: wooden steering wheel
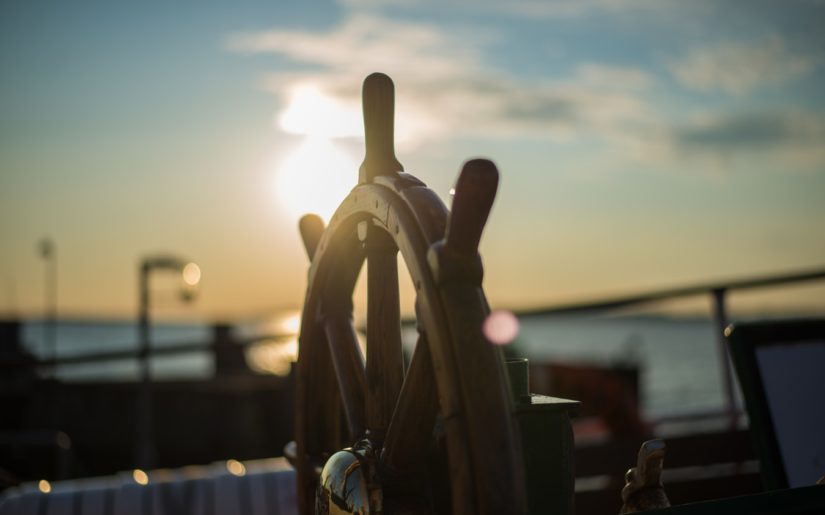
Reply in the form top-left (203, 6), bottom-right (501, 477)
top-left (291, 73), bottom-right (527, 514)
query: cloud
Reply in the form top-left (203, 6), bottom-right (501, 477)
top-left (227, 14), bottom-right (652, 148)
top-left (674, 112), bottom-right (825, 150)
top-left (485, 0), bottom-right (686, 19)
top-left (625, 111), bottom-right (825, 174)
top-left (228, 13), bottom-right (824, 177)
top-left (227, 14), bottom-right (476, 79)
top-left (677, 112), bottom-right (825, 170)
top-left (338, 0), bottom-right (686, 19)
top-left (668, 36), bottom-right (818, 95)
top-left (574, 64), bottom-right (653, 90)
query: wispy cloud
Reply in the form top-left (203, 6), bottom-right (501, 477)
top-left (485, 0), bottom-right (690, 19)
top-left (227, 14), bottom-right (651, 147)
top-left (625, 111), bottom-right (825, 174)
top-left (227, 14), bottom-right (476, 81)
top-left (674, 112), bottom-right (825, 150)
top-left (228, 12), bottom-right (825, 176)
top-left (338, 0), bottom-right (688, 19)
top-left (668, 36), bottom-right (818, 95)
top-left (573, 64), bottom-right (653, 91)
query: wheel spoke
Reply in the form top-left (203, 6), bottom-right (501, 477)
top-left (323, 314), bottom-right (367, 441)
top-left (310, 331), bottom-right (344, 453)
top-left (365, 230), bottom-right (405, 437)
top-left (382, 333), bottom-right (438, 475)
top-left (299, 214), bottom-right (325, 260)
top-left (295, 324), bottom-right (342, 513)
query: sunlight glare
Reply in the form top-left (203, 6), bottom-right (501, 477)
top-left (275, 136), bottom-right (357, 222)
top-left (278, 84), bottom-right (361, 138)
top-left (278, 312), bottom-right (301, 334)
top-left (259, 310), bottom-right (301, 336)
top-left (245, 338), bottom-right (298, 377)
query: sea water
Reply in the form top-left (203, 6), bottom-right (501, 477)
top-left (514, 315), bottom-right (726, 419)
top-left (17, 314), bottom-right (731, 419)
top-left (20, 320), bottom-right (214, 381)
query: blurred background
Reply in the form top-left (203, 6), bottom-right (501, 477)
top-left (1, 0), bottom-right (824, 495)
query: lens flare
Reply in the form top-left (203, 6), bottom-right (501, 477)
top-left (483, 310), bottom-right (520, 346)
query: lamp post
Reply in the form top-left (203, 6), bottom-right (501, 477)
top-left (38, 238), bottom-right (57, 376)
top-left (136, 254), bottom-right (201, 470)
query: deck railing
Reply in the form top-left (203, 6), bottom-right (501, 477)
top-left (3, 266), bottom-right (824, 474)
top-left (517, 266), bottom-right (825, 428)
top-left (7, 267), bottom-right (824, 371)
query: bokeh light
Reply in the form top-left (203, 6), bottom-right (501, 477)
top-left (226, 459), bottom-right (247, 476)
top-left (132, 469), bottom-right (149, 485)
top-left (182, 262), bottom-right (201, 286)
top-left (482, 310), bottom-right (520, 346)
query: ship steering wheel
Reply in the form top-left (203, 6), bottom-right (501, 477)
top-left (290, 73), bottom-right (527, 515)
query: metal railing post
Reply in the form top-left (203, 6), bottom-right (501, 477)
top-left (710, 288), bottom-right (737, 430)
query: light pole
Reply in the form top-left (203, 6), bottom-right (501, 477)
top-left (136, 254), bottom-right (200, 470)
top-left (38, 238), bottom-right (57, 375)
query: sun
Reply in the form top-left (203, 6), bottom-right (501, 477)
top-left (275, 136), bottom-right (358, 222)
top-left (279, 84), bottom-right (361, 139)
top-left (273, 84), bottom-right (362, 222)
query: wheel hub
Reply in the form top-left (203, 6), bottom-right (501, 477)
top-left (316, 439), bottom-right (382, 515)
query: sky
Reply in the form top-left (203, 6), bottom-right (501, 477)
top-left (2, 0), bottom-right (825, 322)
